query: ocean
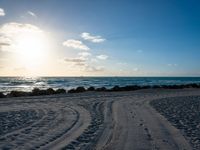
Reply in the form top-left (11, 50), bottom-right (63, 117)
top-left (0, 77), bottom-right (200, 94)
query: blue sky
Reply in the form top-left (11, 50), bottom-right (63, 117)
top-left (0, 0), bottom-right (200, 76)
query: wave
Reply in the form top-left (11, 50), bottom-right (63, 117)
top-left (0, 77), bottom-right (200, 94)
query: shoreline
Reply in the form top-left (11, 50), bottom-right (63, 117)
top-left (1, 83), bottom-right (200, 98)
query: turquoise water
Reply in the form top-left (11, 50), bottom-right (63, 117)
top-left (0, 77), bottom-right (200, 93)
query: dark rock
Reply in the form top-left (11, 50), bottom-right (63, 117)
top-left (187, 83), bottom-right (200, 88)
top-left (31, 88), bottom-right (41, 96)
top-left (96, 87), bottom-right (107, 91)
top-left (76, 86), bottom-right (86, 92)
top-left (142, 85), bottom-right (151, 89)
top-left (55, 88), bottom-right (66, 94)
top-left (122, 85), bottom-right (140, 91)
top-left (68, 89), bottom-right (76, 93)
top-left (68, 87), bottom-right (86, 93)
top-left (152, 85), bottom-right (161, 89)
top-left (111, 85), bottom-right (121, 91)
top-left (8, 91), bottom-right (29, 97)
top-left (31, 88), bottom-right (56, 96)
top-left (46, 88), bottom-right (55, 95)
top-left (87, 86), bottom-right (95, 91)
top-left (0, 92), bottom-right (5, 98)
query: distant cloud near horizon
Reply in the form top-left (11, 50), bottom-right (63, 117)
top-left (63, 57), bottom-right (87, 67)
top-left (81, 32), bottom-right (105, 43)
top-left (62, 32), bottom-right (106, 73)
top-left (27, 11), bottom-right (37, 17)
top-left (133, 68), bottom-right (139, 72)
top-left (0, 8), bottom-right (5, 16)
top-left (63, 39), bottom-right (90, 51)
top-left (63, 56), bottom-right (104, 72)
top-left (85, 65), bottom-right (104, 72)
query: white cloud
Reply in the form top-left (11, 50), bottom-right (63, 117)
top-left (117, 62), bottom-right (127, 65)
top-left (62, 56), bottom-right (104, 72)
top-left (78, 52), bottom-right (91, 58)
top-left (0, 8), bottom-right (5, 16)
top-left (81, 32), bottom-right (105, 43)
top-left (63, 57), bottom-right (87, 67)
top-left (0, 36), bottom-right (11, 49)
top-left (96, 55), bottom-right (108, 60)
top-left (0, 22), bottom-right (42, 35)
top-left (91, 58), bottom-right (98, 63)
top-left (133, 68), bottom-right (139, 72)
top-left (0, 22), bottom-right (43, 52)
top-left (64, 57), bottom-right (86, 63)
top-left (63, 39), bottom-right (89, 51)
top-left (61, 33), bottom-right (106, 73)
top-left (84, 65), bottom-right (104, 72)
top-left (27, 11), bottom-right (37, 17)
top-left (167, 64), bottom-right (178, 67)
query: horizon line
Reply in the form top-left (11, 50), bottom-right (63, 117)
top-left (0, 76), bottom-right (200, 78)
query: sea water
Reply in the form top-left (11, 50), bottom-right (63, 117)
top-left (0, 77), bottom-right (200, 94)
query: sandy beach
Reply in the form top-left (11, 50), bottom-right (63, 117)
top-left (0, 89), bottom-right (200, 150)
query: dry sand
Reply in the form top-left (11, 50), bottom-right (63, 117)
top-left (0, 89), bottom-right (200, 150)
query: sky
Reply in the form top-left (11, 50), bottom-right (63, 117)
top-left (0, 0), bottom-right (200, 76)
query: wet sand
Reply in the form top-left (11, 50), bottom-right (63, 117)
top-left (0, 89), bottom-right (200, 150)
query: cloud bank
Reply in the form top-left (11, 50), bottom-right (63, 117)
top-left (62, 32), bottom-right (107, 73)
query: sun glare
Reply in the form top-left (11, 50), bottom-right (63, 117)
top-left (15, 30), bottom-right (49, 69)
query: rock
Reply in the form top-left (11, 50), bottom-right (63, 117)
top-left (87, 86), bottom-right (95, 91)
top-left (96, 87), bottom-right (107, 91)
top-left (55, 89), bottom-right (66, 94)
top-left (7, 91), bottom-right (29, 97)
top-left (0, 92), bottom-right (5, 98)
top-left (68, 87), bottom-right (86, 93)
top-left (68, 89), bottom-right (76, 93)
top-left (111, 86), bottom-right (121, 91)
top-left (46, 88), bottom-right (56, 95)
top-left (31, 88), bottom-right (41, 96)
top-left (76, 87), bottom-right (86, 92)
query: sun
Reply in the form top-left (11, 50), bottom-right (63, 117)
top-left (15, 29), bottom-right (49, 69)
top-left (0, 23), bottom-right (54, 76)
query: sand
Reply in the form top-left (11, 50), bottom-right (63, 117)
top-left (151, 95), bottom-right (200, 149)
top-left (0, 89), bottom-right (200, 150)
